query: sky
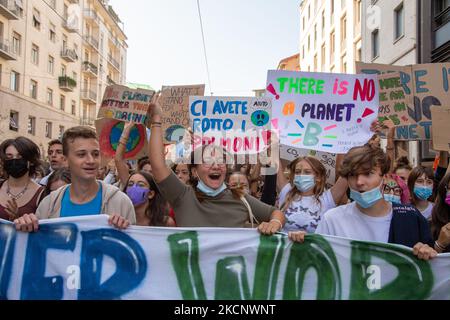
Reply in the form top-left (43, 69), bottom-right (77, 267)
top-left (109, 0), bottom-right (301, 96)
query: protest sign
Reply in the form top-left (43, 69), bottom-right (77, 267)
top-left (356, 62), bottom-right (450, 140)
top-left (377, 72), bottom-right (412, 128)
top-left (1, 216), bottom-right (449, 300)
top-left (280, 145), bottom-right (336, 188)
top-left (189, 96), bottom-right (272, 154)
top-left (431, 107), bottom-right (450, 152)
top-left (97, 85), bottom-right (155, 125)
top-left (266, 70), bottom-right (379, 154)
top-left (96, 118), bottom-right (147, 162)
top-left (161, 84), bottom-right (205, 144)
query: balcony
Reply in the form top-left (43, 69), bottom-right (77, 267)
top-left (107, 53), bottom-right (120, 71)
top-left (0, 0), bottom-right (22, 20)
top-left (107, 75), bottom-right (115, 86)
top-left (0, 40), bottom-right (16, 60)
top-left (81, 89), bottom-right (97, 104)
top-left (83, 35), bottom-right (99, 51)
top-left (82, 61), bottom-right (98, 77)
top-left (59, 76), bottom-right (77, 92)
top-left (62, 18), bottom-right (78, 33)
top-left (84, 10), bottom-right (99, 26)
top-left (61, 48), bottom-right (78, 62)
top-left (80, 118), bottom-right (95, 126)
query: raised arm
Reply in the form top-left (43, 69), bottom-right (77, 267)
top-left (147, 93), bottom-right (171, 183)
top-left (114, 121), bottom-right (133, 187)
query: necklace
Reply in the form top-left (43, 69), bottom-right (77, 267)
top-left (6, 180), bottom-right (30, 200)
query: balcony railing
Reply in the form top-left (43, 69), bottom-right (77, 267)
top-left (83, 35), bottom-right (99, 50)
top-left (82, 61), bottom-right (98, 76)
top-left (107, 53), bottom-right (120, 70)
top-left (62, 18), bottom-right (78, 33)
top-left (0, 0), bottom-right (22, 20)
top-left (61, 48), bottom-right (78, 62)
top-left (59, 76), bottom-right (77, 92)
top-left (107, 75), bottom-right (115, 86)
top-left (84, 10), bottom-right (99, 25)
top-left (81, 89), bottom-right (97, 103)
top-left (0, 39), bottom-right (16, 60)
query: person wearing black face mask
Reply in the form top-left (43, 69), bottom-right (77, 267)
top-left (0, 137), bottom-right (45, 221)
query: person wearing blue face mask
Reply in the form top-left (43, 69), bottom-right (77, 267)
top-left (147, 94), bottom-right (285, 233)
top-left (291, 145), bottom-right (436, 260)
top-left (382, 173), bottom-right (410, 206)
top-left (277, 156), bottom-right (349, 234)
top-left (124, 172), bottom-right (175, 227)
top-left (408, 166), bottom-right (435, 220)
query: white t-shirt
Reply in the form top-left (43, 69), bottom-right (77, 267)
top-left (420, 202), bottom-right (433, 220)
top-left (279, 184), bottom-right (336, 233)
top-left (316, 202), bottom-right (393, 243)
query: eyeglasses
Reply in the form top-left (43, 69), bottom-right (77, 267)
top-left (383, 184), bottom-right (402, 196)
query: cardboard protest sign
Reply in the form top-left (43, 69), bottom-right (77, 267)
top-left (160, 84), bottom-right (205, 144)
top-left (266, 70), bottom-right (379, 154)
top-left (189, 96), bottom-right (272, 154)
top-left (97, 85), bottom-right (155, 125)
top-left (356, 62), bottom-right (450, 140)
top-left (280, 145), bottom-right (336, 188)
top-left (377, 72), bottom-right (413, 128)
top-left (95, 118), bottom-right (147, 162)
top-left (2, 215), bottom-right (450, 300)
top-left (431, 107), bottom-right (450, 152)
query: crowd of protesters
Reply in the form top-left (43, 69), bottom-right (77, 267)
top-left (1, 95), bottom-right (449, 262)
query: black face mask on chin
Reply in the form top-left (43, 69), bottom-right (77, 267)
top-left (4, 158), bottom-right (29, 178)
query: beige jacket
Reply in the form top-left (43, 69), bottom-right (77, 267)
top-left (36, 181), bottom-right (136, 224)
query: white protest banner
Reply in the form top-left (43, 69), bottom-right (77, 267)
top-left (266, 70), bottom-right (379, 154)
top-left (189, 96), bottom-right (272, 154)
top-left (161, 84), bottom-right (205, 144)
top-left (97, 85), bottom-right (155, 125)
top-left (1, 216), bottom-right (450, 300)
top-left (356, 62), bottom-right (450, 140)
top-left (280, 145), bottom-right (336, 188)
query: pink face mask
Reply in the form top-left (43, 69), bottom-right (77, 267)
top-left (445, 192), bottom-right (450, 206)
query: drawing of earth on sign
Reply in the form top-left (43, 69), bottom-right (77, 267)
top-left (251, 110), bottom-right (270, 127)
top-left (100, 120), bottom-right (145, 158)
top-left (165, 125), bottom-right (186, 143)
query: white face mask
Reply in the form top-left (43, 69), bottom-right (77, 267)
top-left (196, 173), bottom-right (226, 197)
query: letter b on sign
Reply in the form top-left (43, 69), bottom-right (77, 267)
top-left (304, 123), bottom-right (322, 146)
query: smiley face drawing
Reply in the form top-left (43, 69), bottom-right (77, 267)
top-left (251, 110), bottom-right (270, 127)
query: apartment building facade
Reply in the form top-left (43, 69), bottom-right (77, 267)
top-left (298, 0), bottom-right (362, 73)
top-left (0, 0), bottom-right (127, 154)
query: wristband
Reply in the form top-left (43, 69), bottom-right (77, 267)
top-left (435, 240), bottom-right (446, 251)
top-left (270, 218), bottom-right (283, 229)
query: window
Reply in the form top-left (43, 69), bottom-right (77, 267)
top-left (48, 56), bottom-right (54, 74)
top-left (341, 55), bottom-right (347, 73)
top-left (314, 24), bottom-right (317, 43)
top-left (60, 95), bottom-right (65, 111)
top-left (61, 65), bottom-right (66, 76)
top-left (9, 111), bottom-right (19, 131)
top-left (321, 44), bottom-right (326, 68)
top-left (49, 23), bottom-right (56, 42)
top-left (354, 0), bottom-right (362, 26)
top-left (71, 100), bottom-right (76, 115)
top-left (372, 29), bottom-right (379, 59)
top-left (100, 33), bottom-right (104, 51)
top-left (330, 31), bottom-right (335, 55)
top-left (31, 44), bottom-right (39, 65)
top-left (322, 11), bottom-right (325, 38)
top-left (33, 9), bottom-right (41, 30)
top-left (47, 88), bottom-right (53, 106)
top-left (314, 54), bottom-right (318, 71)
top-left (59, 126), bottom-right (65, 139)
top-left (12, 32), bottom-right (21, 56)
top-left (30, 80), bottom-right (37, 99)
top-left (341, 15), bottom-right (347, 49)
top-left (355, 46), bottom-right (362, 61)
top-left (45, 122), bottom-right (52, 139)
top-left (308, 35), bottom-right (310, 51)
top-left (331, 0), bottom-right (334, 22)
top-left (10, 71), bottom-right (19, 92)
top-left (308, 5), bottom-right (310, 19)
top-left (28, 117), bottom-right (36, 135)
top-left (394, 3), bottom-right (404, 40)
